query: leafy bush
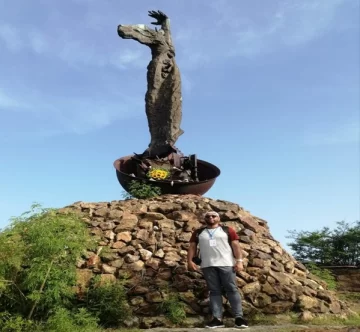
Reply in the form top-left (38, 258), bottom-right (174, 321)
top-left (0, 204), bottom-right (95, 319)
top-left (45, 308), bottom-right (99, 332)
top-left (0, 312), bottom-right (41, 332)
top-left (159, 293), bottom-right (187, 325)
top-left (123, 180), bottom-right (161, 199)
top-left (84, 278), bottom-right (131, 327)
top-left (306, 262), bottom-right (337, 290)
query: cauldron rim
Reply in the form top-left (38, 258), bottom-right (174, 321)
top-left (113, 154), bottom-right (221, 184)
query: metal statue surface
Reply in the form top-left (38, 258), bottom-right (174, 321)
top-left (114, 10), bottom-right (220, 196)
top-left (118, 10), bottom-right (183, 158)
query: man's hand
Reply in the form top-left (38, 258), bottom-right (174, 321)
top-left (234, 261), bottom-right (244, 273)
top-left (188, 261), bottom-right (198, 271)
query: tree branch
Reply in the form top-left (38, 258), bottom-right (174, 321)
top-left (27, 259), bottom-right (55, 319)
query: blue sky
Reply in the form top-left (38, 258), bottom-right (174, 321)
top-left (1, 0), bottom-right (359, 251)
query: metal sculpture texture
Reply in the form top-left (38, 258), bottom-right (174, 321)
top-left (118, 10), bottom-right (183, 158)
top-left (115, 10), bottom-right (220, 195)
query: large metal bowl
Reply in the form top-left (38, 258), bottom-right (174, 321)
top-left (113, 155), bottom-right (220, 196)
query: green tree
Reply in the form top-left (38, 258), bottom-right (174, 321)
top-left (286, 227), bottom-right (333, 264)
top-left (331, 221), bottom-right (360, 265)
top-left (287, 221), bottom-right (360, 266)
top-left (0, 204), bottom-right (95, 319)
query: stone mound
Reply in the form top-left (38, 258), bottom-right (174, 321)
top-left (61, 194), bottom-right (350, 328)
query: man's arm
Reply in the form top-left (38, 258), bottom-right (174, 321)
top-left (187, 242), bottom-right (197, 263)
top-left (231, 240), bottom-right (243, 260)
top-left (228, 227), bottom-right (244, 272)
top-left (187, 232), bottom-right (199, 271)
top-left (231, 240), bottom-right (244, 272)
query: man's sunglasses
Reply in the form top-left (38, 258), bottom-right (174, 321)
top-left (205, 215), bottom-right (218, 219)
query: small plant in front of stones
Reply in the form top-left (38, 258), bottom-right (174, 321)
top-left (122, 180), bottom-right (162, 199)
top-left (305, 262), bottom-right (337, 290)
top-left (84, 276), bottom-right (132, 328)
top-left (159, 292), bottom-right (187, 325)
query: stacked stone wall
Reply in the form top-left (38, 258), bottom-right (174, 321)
top-left (61, 195), bottom-right (350, 327)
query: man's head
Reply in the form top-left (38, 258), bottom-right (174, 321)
top-left (204, 211), bottom-right (220, 226)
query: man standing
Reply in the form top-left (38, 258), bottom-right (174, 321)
top-left (187, 211), bottom-right (248, 329)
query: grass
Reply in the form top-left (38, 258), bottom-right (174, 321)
top-left (250, 313), bottom-right (290, 325)
top-left (308, 314), bottom-right (360, 327)
top-left (99, 291), bottom-right (360, 331)
top-left (338, 292), bottom-right (360, 302)
top-left (338, 291), bottom-right (360, 314)
top-left (247, 306), bottom-right (360, 329)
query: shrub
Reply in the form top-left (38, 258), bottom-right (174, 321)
top-left (84, 278), bottom-right (131, 327)
top-left (306, 262), bottom-right (337, 290)
top-left (0, 204), bottom-right (95, 319)
top-left (44, 308), bottom-right (99, 332)
top-left (0, 312), bottom-right (41, 332)
top-left (159, 293), bottom-right (187, 325)
top-left (123, 180), bottom-right (161, 199)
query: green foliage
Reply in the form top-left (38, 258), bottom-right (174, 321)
top-left (84, 278), bottom-right (131, 327)
top-left (287, 221), bottom-right (360, 266)
top-left (0, 204), bottom-right (138, 330)
top-left (159, 293), bottom-right (187, 325)
top-left (0, 204), bottom-right (95, 319)
top-left (305, 262), bottom-right (337, 290)
top-left (0, 312), bottom-right (41, 332)
top-left (44, 308), bottom-right (99, 332)
top-left (122, 180), bottom-right (161, 199)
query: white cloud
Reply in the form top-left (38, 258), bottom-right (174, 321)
top-left (28, 29), bottom-right (48, 54)
top-left (56, 96), bottom-right (144, 134)
top-left (304, 121), bottom-right (360, 146)
top-left (0, 21), bottom-right (149, 70)
top-left (110, 49), bottom-right (148, 70)
top-left (0, 0), bottom-right (354, 70)
top-left (0, 24), bottom-right (23, 52)
top-left (177, 0), bottom-right (351, 60)
top-left (57, 39), bottom-right (104, 67)
top-left (0, 89), bottom-right (26, 109)
top-left (230, 0), bottom-right (347, 57)
top-left (181, 73), bottom-right (192, 93)
top-left (278, 0), bottom-right (346, 46)
top-left (0, 85), bottom-right (144, 136)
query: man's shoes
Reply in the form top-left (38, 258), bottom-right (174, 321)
top-left (205, 317), bottom-right (225, 329)
top-left (235, 316), bottom-right (248, 328)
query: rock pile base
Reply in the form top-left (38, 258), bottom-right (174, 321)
top-left (61, 194), bottom-right (350, 328)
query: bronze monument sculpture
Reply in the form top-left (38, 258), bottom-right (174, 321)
top-left (114, 10), bottom-right (220, 195)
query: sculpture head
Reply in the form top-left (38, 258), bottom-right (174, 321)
top-left (118, 24), bottom-right (153, 39)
